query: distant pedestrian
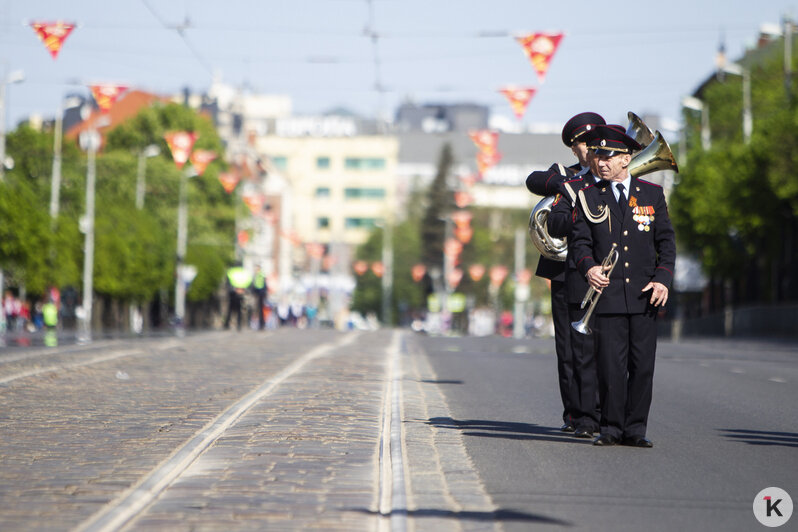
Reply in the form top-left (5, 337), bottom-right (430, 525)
top-left (251, 265), bottom-right (268, 330)
top-left (42, 299), bottom-right (59, 329)
top-left (224, 264), bottom-right (252, 331)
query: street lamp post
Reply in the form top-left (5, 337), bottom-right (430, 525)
top-left (174, 166), bottom-right (197, 332)
top-left (50, 97), bottom-right (84, 223)
top-left (0, 69), bottom-right (24, 181)
top-left (682, 96), bottom-right (711, 151)
top-left (135, 144), bottom-right (160, 209)
top-left (0, 69), bottom-right (24, 329)
top-left (721, 63), bottom-right (752, 144)
top-left (380, 220), bottom-right (393, 326)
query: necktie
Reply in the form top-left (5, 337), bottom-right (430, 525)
top-left (616, 183), bottom-right (627, 219)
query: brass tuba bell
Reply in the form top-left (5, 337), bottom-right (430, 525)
top-left (625, 111), bottom-right (655, 148)
top-left (628, 131), bottom-right (679, 177)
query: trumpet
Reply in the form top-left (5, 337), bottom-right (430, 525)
top-left (572, 243), bottom-right (619, 335)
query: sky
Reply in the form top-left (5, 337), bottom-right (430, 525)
top-left (1, 0), bottom-right (797, 143)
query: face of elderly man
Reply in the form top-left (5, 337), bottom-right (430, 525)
top-left (593, 151), bottom-right (632, 183)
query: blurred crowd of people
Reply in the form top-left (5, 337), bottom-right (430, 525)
top-left (1, 286), bottom-right (77, 334)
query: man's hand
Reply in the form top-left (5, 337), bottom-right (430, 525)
top-left (642, 281), bottom-right (669, 307)
top-left (586, 265), bottom-right (610, 291)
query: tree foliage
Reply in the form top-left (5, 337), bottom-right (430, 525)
top-left (671, 36), bottom-right (798, 304)
top-left (0, 102), bottom-right (235, 327)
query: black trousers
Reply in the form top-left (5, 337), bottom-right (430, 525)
top-left (550, 280), bottom-right (576, 424)
top-left (593, 312), bottom-right (658, 439)
top-left (224, 291), bottom-right (243, 331)
top-left (568, 303), bottom-right (599, 431)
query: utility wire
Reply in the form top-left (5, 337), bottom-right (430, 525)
top-left (140, 0), bottom-right (214, 76)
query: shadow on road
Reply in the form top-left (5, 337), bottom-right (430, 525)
top-left (346, 507), bottom-right (570, 526)
top-left (423, 417), bottom-right (587, 444)
top-left (719, 428), bottom-right (798, 448)
top-left (419, 379), bottom-right (464, 385)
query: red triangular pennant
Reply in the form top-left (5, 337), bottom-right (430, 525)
top-left (190, 150), bottom-right (217, 176)
top-left (164, 131), bottom-right (198, 169)
top-left (30, 21), bottom-right (75, 59)
top-left (89, 84), bottom-right (128, 113)
top-left (218, 171), bottom-right (240, 194)
top-left (516, 32), bottom-right (564, 83)
top-left (468, 130), bottom-right (499, 154)
top-left (499, 86), bottom-right (537, 119)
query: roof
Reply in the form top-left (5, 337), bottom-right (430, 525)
top-left (65, 90), bottom-right (168, 147)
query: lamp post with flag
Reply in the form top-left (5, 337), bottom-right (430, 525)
top-left (164, 132), bottom-right (200, 331)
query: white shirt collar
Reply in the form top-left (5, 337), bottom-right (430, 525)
top-left (612, 173), bottom-right (632, 202)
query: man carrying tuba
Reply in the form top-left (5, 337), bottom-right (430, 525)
top-left (571, 124), bottom-right (676, 448)
top-left (525, 111), bottom-right (605, 433)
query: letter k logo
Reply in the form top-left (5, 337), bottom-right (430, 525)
top-left (765, 496), bottom-right (784, 518)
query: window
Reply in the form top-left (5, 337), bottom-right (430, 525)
top-left (345, 217), bottom-right (379, 229)
top-left (344, 187), bottom-right (385, 199)
top-left (271, 156), bottom-right (287, 170)
top-left (344, 157), bottom-right (386, 170)
top-left (315, 187), bottom-right (331, 198)
top-left (316, 156), bottom-right (330, 169)
top-left (317, 217), bottom-right (330, 229)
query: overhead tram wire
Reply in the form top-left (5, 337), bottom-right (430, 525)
top-left (140, 0), bottom-right (214, 76)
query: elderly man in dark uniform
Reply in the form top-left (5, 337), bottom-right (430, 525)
top-left (525, 112), bottom-right (605, 433)
top-left (571, 124), bottom-right (676, 448)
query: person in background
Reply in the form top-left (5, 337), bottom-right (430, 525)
top-left (224, 264), bottom-right (252, 331)
top-left (251, 265), bottom-right (268, 330)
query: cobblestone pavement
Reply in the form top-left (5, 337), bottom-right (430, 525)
top-left (0, 329), bottom-right (497, 532)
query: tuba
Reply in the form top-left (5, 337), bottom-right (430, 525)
top-left (628, 131), bottom-right (679, 177)
top-left (625, 111), bottom-right (655, 148)
top-left (528, 196), bottom-right (567, 261)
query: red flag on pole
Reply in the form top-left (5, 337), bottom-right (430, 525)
top-left (30, 21), bottom-right (75, 59)
top-left (189, 150), bottom-right (217, 176)
top-left (515, 32), bottom-right (564, 83)
top-left (89, 84), bottom-right (128, 113)
top-left (499, 86), bottom-right (537, 119)
top-left (164, 131), bottom-right (198, 169)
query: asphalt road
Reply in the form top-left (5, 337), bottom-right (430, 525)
top-left (414, 334), bottom-right (798, 532)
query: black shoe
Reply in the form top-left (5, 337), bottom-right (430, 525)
top-left (574, 428), bottom-right (593, 439)
top-left (592, 434), bottom-right (619, 446)
top-left (622, 436), bottom-right (653, 448)
top-left (560, 422), bottom-right (575, 433)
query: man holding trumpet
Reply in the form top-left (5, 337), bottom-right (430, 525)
top-left (571, 124), bottom-right (676, 448)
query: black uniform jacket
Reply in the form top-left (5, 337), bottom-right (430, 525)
top-left (547, 175), bottom-right (595, 305)
top-left (525, 162), bottom-right (579, 281)
top-left (571, 177), bottom-right (676, 314)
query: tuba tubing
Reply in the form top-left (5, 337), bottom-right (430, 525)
top-left (528, 196), bottom-right (567, 261)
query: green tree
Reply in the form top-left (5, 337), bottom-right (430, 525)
top-left (672, 35), bottom-right (798, 306)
